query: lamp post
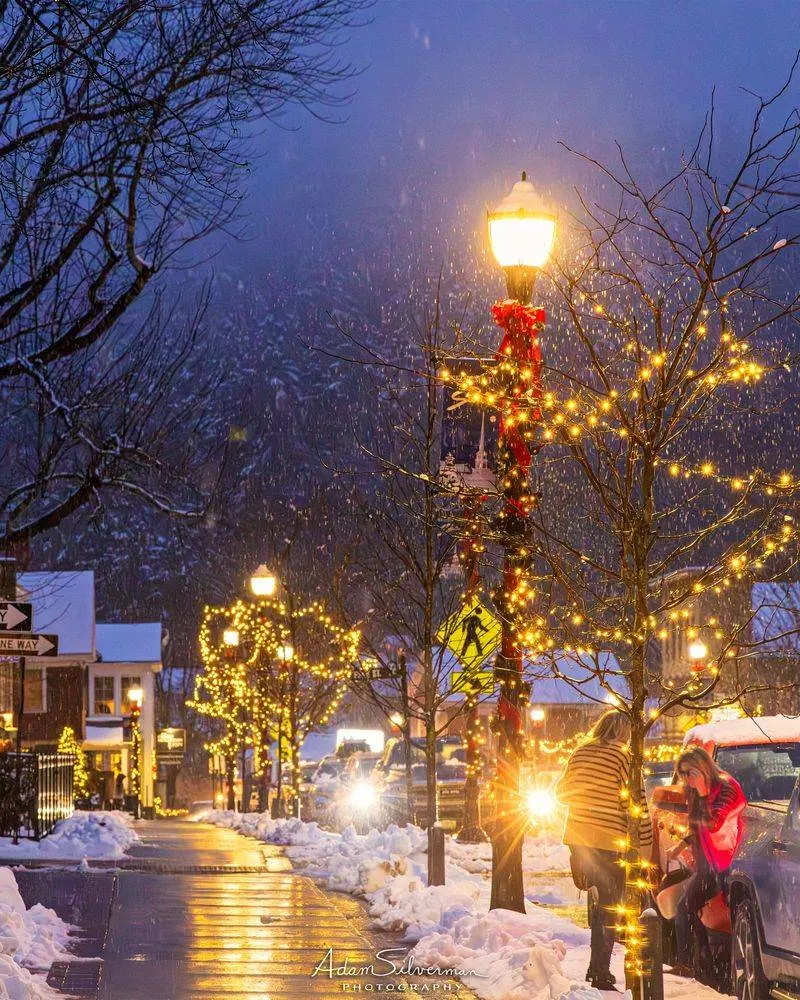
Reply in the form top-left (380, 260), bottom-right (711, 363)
top-left (486, 171), bottom-right (555, 912)
top-left (222, 628), bottom-right (240, 809)
top-left (127, 684), bottom-right (144, 819)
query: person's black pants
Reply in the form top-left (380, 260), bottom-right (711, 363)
top-left (675, 869), bottom-right (720, 968)
top-left (570, 846), bottom-right (625, 978)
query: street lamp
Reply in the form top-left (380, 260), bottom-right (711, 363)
top-left (273, 640), bottom-right (295, 818)
top-left (250, 565), bottom-right (277, 597)
top-left (488, 171), bottom-right (556, 304)
top-left (688, 639), bottom-right (709, 672)
top-left (127, 685), bottom-right (144, 819)
top-left (487, 171), bottom-right (555, 914)
top-left (223, 628), bottom-right (240, 647)
top-left (128, 685), bottom-right (144, 711)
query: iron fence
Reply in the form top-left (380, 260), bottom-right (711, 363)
top-left (0, 752), bottom-right (74, 839)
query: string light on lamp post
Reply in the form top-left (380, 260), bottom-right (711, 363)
top-left (127, 685), bottom-right (144, 819)
top-left (486, 171), bottom-right (555, 913)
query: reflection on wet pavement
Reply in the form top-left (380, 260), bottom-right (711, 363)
top-left (100, 820), bottom-right (451, 1000)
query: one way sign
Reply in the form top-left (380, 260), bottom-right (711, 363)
top-left (0, 633), bottom-right (58, 657)
top-left (0, 602), bottom-right (32, 632)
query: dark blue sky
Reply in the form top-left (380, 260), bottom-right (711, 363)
top-left (239, 1), bottom-right (800, 276)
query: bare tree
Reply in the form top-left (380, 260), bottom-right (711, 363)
top-left (332, 291), bottom-right (493, 885)
top-left (0, 0), bottom-right (365, 549)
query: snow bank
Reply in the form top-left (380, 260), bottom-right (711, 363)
top-left (0, 868), bottom-right (73, 998)
top-left (0, 811), bottom-right (138, 860)
top-left (409, 907), bottom-right (598, 1000)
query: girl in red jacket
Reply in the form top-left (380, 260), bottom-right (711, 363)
top-left (668, 746), bottom-right (747, 977)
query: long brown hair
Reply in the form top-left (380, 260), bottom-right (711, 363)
top-left (590, 709), bottom-right (630, 743)
top-left (676, 745), bottom-right (724, 824)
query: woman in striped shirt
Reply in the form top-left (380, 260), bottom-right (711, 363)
top-left (555, 710), bottom-right (653, 992)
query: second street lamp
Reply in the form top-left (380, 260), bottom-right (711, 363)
top-left (486, 171), bottom-right (555, 913)
top-left (127, 684), bottom-right (144, 819)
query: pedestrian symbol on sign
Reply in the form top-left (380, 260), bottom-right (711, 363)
top-left (460, 607), bottom-right (487, 659)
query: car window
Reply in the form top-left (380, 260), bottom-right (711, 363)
top-left (716, 744), bottom-right (800, 803)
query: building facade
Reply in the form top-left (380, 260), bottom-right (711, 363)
top-left (0, 571), bottom-right (161, 812)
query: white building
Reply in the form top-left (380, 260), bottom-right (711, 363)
top-left (0, 570), bottom-right (162, 814)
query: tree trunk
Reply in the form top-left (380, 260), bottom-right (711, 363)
top-left (399, 652), bottom-right (415, 824)
top-left (226, 756), bottom-right (236, 811)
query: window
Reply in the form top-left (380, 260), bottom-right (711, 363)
top-left (120, 677), bottom-right (141, 715)
top-left (23, 666), bottom-right (45, 713)
top-left (93, 676), bottom-right (115, 715)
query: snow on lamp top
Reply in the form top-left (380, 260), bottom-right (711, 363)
top-left (488, 172), bottom-right (556, 269)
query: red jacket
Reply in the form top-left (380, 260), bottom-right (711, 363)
top-left (696, 774), bottom-right (747, 872)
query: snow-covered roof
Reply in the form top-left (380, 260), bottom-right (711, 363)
top-left (95, 623), bottom-right (162, 664)
top-left (750, 582), bottom-right (800, 653)
top-left (684, 714), bottom-right (800, 748)
top-left (17, 571), bottom-right (95, 656)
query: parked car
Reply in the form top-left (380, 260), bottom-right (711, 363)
top-left (302, 754), bottom-right (347, 823)
top-left (382, 760), bottom-right (468, 831)
top-left (651, 715), bottom-right (800, 998)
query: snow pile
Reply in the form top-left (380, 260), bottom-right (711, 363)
top-left (0, 870), bottom-right (71, 969)
top-left (207, 810), bottom-right (431, 894)
top-left (409, 906), bottom-right (601, 1000)
top-left (445, 833), bottom-right (569, 876)
top-left (0, 811), bottom-right (138, 860)
top-left (0, 869), bottom-right (73, 998)
top-left (368, 875), bottom-right (481, 938)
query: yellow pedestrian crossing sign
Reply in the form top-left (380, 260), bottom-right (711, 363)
top-left (437, 597), bottom-right (501, 672)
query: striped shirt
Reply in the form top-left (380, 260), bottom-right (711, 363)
top-left (555, 739), bottom-right (653, 853)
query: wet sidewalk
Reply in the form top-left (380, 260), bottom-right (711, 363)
top-left (97, 820), bottom-right (411, 999)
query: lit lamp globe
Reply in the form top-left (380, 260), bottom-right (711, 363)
top-left (222, 628), bottom-right (240, 647)
top-left (277, 644), bottom-right (294, 663)
top-left (688, 639), bottom-right (709, 671)
top-left (250, 564), bottom-right (277, 597)
top-left (488, 171), bottom-right (556, 304)
top-left (128, 685), bottom-right (144, 712)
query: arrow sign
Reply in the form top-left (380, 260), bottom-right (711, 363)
top-left (0, 633), bottom-right (58, 656)
top-left (0, 602), bottom-right (32, 632)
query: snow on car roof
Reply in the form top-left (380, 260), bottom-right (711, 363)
top-left (683, 714), bottom-right (800, 748)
